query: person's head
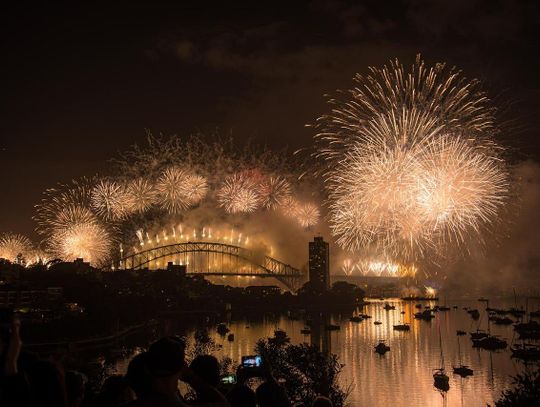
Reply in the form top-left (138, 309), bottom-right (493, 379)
top-left (145, 337), bottom-right (186, 395)
top-left (256, 381), bottom-right (290, 407)
top-left (189, 355), bottom-right (220, 387)
top-left (312, 396), bottom-right (333, 407)
top-left (226, 385), bottom-right (257, 407)
top-left (97, 374), bottom-right (135, 405)
top-left (125, 352), bottom-right (152, 398)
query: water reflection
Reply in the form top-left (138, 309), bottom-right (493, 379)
top-left (109, 299), bottom-right (530, 407)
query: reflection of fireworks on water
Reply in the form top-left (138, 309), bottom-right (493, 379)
top-left (315, 56), bottom-right (509, 260)
top-left (217, 174), bottom-right (261, 213)
top-left (125, 178), bottom-right (157, 213)
top-left (0, 233), bottom-right (33, 262)
top-left (258, 176), bottom-right (291, 209)
top-left (91, 180), bottom-right (130, 220)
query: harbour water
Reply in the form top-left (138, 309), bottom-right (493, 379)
top-left (108, 298), bottom-right (536, 407)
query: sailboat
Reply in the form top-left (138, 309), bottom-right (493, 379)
top-left (433, 323), bottom-right (450, 391)
top-left (453, 335), bottom-right (474, 377)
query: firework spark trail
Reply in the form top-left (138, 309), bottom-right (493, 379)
top-left (296, 202), bottom-right (320, 228)
top-left (0, 233), bottom-right (33, 262)
top-left (316, 56), bottom-right (509, 260)
top-left (34, 179), bottom-right (114, 266)
top-left (217, 173), bottom-right (261, 213)
top-left (125, 178), bottom-right (157, 213)
top-left (51, 222), bottom-right (112, 264)
top-left (258, 176), bottom-right (291, 209)
top-left (91, 180), bottom-right (131, 220)
top-left (154, 168), bottom-right (208, 213)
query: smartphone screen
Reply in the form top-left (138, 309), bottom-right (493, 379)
top-left (220, 374), bottom-right (237, 384)
top-left (241, 355), bottom-right (262, 368)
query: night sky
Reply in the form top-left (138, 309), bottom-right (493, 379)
top-left (2, 0), bottom-right (539, 239)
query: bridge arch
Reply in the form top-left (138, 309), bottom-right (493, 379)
top-left (119, 241), bottom-right (306, 291)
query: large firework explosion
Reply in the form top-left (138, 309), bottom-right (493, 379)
top-left (314, 56), bottom-right (509, 260)
top-left (0, 233), bottom-right (33, 263)
top-left (31, 134), bottom-right (321, 266)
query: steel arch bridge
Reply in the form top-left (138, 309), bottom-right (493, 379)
top-left (120, 241), bottom-right (306, 291)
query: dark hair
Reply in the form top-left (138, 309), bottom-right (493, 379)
top-left (125, 352), bottom-right (152, 397)
top-left (312, 396), bottom-right (333, 407)
top-left (190, 355), bottom-right (220, 387)
top-left (146, 337), bottom-right (186, 377)
top-left (226, 385), bottom-right (257, 407)
top-left (256, 381), bottom-right (290, 407)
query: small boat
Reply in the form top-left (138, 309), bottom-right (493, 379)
top-left (227, 333), bottom-right (234, 342)
top-left (468, 309), bottom-right (480, 320)
top-left (433, 369), bottom-right (450, 392)
top-left (414, 310), bottom-right (435, 321)
top-left (453, 365), bottom-right (474, 377)
top-left (400, 311), bottom-right (406, 314)
top-left (456, 330), bottom-right (466, 336)
top-left (472, 335), bottom-right (508, 350)
top-left (383, 303), bottom-right (396, 311)
top-left (217, 323), bottom-right (230, 335)
top-left (300, 328), bottom-right (311, 335)
top-left (434, 324), bottom-right (449, 392)
top-left (349, 316), bottom-right (363, 323)
top-left (470, 329), bottom-right (489, 340)
top-left (439, 306), bottom-right (451, 311)
top-left (453, 336), bottom-right (473, 377)
top-left (509, 308), bottom-right (526, 318)
top-left (361, 314), bottom-right (372, 319)
top-left (493, 317), bottom-right (514, 325)
top-left (374, 321), bottom-right (382, 325)
top-left (511, 343), bottom-right (540, 361)
top-left (393, 323), bottom-right (410, 331)
top-left (374, 341), bottom-right (390, 355)
top-left (325, 324), bottom-right (341, 331)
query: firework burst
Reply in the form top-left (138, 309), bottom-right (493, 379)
top-left (91, 180), bottom-right (131, 220)
top-left (125, 178), bottom-right (157, 214)
top-left (315, 56), bottom-right (509, 260)
top-left (258, 176), bottom-right (291, 209)
top-left (217, 173), bottom-right (261, 213)
top-left (0, 233), bottom-right (33, 263)
top-left (296, 202), bottom-right (320, 228)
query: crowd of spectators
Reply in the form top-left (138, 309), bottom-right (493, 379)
top-left (1, 316), bottom-right (334, 407)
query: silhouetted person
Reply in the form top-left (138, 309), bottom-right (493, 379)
top-left (190, 355), bottom-right (222, 404)
top-left (190, 355), bottom-right (220, 387)
top-left (125, 337), bottom-right (229, 406)
top-left (225, 385), bottom-right (256, 407)
top-left (0, 315), bottom-right (68, 407)
top-left (65, 370), bottom-right (86, 407)
top-left (93, 374), bottom-right (135, 406)
top-left (256, 381), bottom-right (290, 407)
top-left (312, 396), bottom-right (333, 407)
